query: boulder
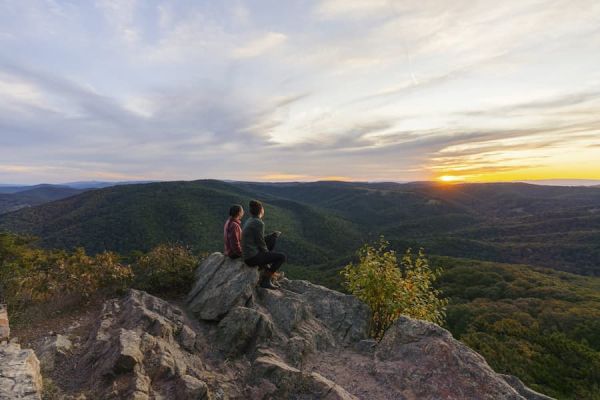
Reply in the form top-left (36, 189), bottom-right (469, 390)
top-left (0, 341), bottom-right (43, 400)
top-left (216, 306), bottom-right (273, 356)
top-left (252, 351), bottom-right (358, 400)
top-left (187, 253), bottom-right (260, 321)
top-left (374, 316), bottom-right (526, 400)
top-left (280, 279), bottom-right (370, 345)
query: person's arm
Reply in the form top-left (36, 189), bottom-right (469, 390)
top-left (232, 223), bottom-right (243, 256)
top-left (255, 220), bottom-right (268, 253)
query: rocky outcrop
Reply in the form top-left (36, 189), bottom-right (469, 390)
top-left (0, 305), bottom-right (43, 400)
top-left (0, 342), bottom-right (42, 400)
top-left (187, 252), bottom-right (260, 321)
top-left (0, 342), bottom-right (43, 400)
top-left (40, 252), bottom-right (554, 399)
top-left (373, 316), bottom-right (524, 399)
top-left (182, 253), bottom-right (553, 399)
top-left (252, 349), bottom-right (358, 400)
top-left (78, 289), bottom-right (234, 399)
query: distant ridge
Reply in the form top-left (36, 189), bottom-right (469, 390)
top-left (519, 179), bottom-right (600, 186)
top-left (63, 180), bottom-right (157, 189)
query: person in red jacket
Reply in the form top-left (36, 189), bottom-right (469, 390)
top-left (224, 204), bottom-right (244, 258)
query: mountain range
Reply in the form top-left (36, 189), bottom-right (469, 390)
top-left (0, 185), bottom-right (84, 214)
top-left (1, 179), bottom-right (598, 276)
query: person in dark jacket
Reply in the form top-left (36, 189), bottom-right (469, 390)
top-left (242, 200), bottom-right (286, 290)
top-left (224, 204), bottom-right (243, 259)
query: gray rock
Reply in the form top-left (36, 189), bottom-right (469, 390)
top-left (374, 316), bottom-right (527, 400)
top-left (259, 285), bottom-right (336, 356)
top-left (81, 289), bottom-right (218, 399)
top-left (353, 339), bottom-right (377, 353)
top-left (252, 352), bottom-right (358, 400)
top-left (216, 306), bottom-right (273, 356)
top-left (37, 334), bottom-right (72, 372)
top-left (0, 341), bottom-right (43, 400)
top-left (178, 325), bottom-right (197, 352)
top-left (281, 279), bottom-right (370, 344)
top-left (187, 253), bottom-right (260, 321)
top-left (176, 375), bottom-right (209, 400)
top-left (501, 374), bottom-right (555, 400)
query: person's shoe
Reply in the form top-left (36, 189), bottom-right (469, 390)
top-left (259, 276), bottom-right (278, 290)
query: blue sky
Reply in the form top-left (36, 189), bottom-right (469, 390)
top-left (1, 0), bottom-right (599, 184)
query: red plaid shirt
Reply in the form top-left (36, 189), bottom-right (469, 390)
top-left (223, 217), bottom-right (242, 257)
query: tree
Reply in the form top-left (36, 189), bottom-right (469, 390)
top-left (341, 237), bottom-right (447, 339)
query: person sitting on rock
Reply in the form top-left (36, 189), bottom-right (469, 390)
top-left (241, 199), bottom-right (286, 290)
top-left (224, 204), bottom-right (244, 259)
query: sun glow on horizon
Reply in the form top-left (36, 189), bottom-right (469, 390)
top-left (438, 175), bottom-right (466, 183)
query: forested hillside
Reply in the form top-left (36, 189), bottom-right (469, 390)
top-left (0, 185), bottom-right (83, 214)
top-left (0, 180), bottom-right (362, 266)
top-left (438, 257), bottom-right (600, 399)
top-left (1, 180), bottom-right (599, 275)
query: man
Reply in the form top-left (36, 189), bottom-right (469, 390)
top-left (242, 200), bottom-right (286, 290)
top-left (224, 204), bottom-right (243, 259)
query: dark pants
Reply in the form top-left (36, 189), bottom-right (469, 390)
top-left (245, 233), bottom-right (286, 273)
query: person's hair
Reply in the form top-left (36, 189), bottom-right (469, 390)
top-left (229, 204), bottom-right (243, 218)
top-left (249, 200), bottom-right (263, 217)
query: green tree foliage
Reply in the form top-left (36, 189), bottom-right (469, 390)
top-left (341, 238), bottom-right (447, 339)
top-left (437, 257), bottom-right (600, 399)
top-left (132, 243), bottom-right (200, 294)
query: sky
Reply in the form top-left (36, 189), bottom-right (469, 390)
top-left (1, 0), bottom-right (600, 184)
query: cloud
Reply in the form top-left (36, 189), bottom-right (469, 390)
top-left (315, 0), bottom-right (392, 19)
top-left (232, 32), bottom-right (287, 59)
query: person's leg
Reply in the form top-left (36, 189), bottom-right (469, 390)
top-left (263, 252), bottom-right (286, 273)
top-left (245, 252), bottom-right (267, 267)
top-left (245, 252), bottom-right (278, 289)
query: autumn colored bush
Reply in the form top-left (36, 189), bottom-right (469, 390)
top-left (0, 233), bottom-right (132, 311)
top-left (341, 237), bottom-right (447, 339)
top-left (132, 243), bottom-right (201, 294)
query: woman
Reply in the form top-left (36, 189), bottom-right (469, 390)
top-left (241, 200), bottom-right (286, 290)
top-left (223, 204), bottom-right (244, 259)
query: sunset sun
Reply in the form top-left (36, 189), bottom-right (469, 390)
top-left (438, 175), bottom-right (464, 183)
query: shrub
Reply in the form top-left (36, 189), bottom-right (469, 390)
top-left (132, 243), bottom-right (200, 294)
top-left (341, 237), bottom-right (448, 339)
top-left (0, 233), bottom-right (133, 311)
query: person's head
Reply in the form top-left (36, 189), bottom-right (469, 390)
top-left (229, 204), bottom-right (244, 219)
top-left (249, 200), bottom-right (264, 218)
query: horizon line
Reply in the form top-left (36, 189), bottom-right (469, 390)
top-left (2, 178), bottom-right (600, 188)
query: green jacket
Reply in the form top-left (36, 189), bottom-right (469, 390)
top-left (241, 217), bottom-right (268, 260)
